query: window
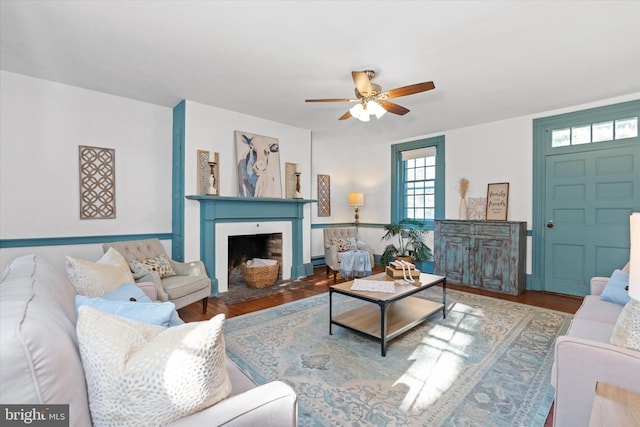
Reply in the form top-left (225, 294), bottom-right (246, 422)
top-left (403, 147), bottom-right (436, 220)
top-left (551, 116), bottom-right (638, 147)
top-left (391, 136), bottom-right (445, 227)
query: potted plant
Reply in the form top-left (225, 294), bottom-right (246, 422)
top-left (380, 219), bottom-right (434, 272)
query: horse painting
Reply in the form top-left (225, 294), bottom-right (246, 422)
top-left (235, 131), bottom-right (282, 198)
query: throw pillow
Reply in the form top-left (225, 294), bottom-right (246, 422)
top-left (331, 237), bottom-right (356, 252)
top-left (102, 282), bottom-right (153, 303)
top-left (76, 307), bottom-right (232, 426)
top-left (66, 248), bottom-right (135, 297)
top-left (75, 295), bottom-right (179, 327)
top-left (600, 269), bottom-right (631, 306)
top-left (129, 255), bottom-right (176, 279)
top-left (610, 299), bottom-right (640, 351)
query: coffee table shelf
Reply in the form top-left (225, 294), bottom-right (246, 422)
top-left (330, 272), bottom-right (446, 356)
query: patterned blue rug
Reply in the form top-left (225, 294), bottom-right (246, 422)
top-left (224, 288), bottom-right (572, 427)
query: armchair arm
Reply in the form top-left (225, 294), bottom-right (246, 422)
top-left (324, 245), bottom-right (339, 271)
top-left (553, 336), bottom-right (640, 427)
top-left (172, 260), bottom-right (207, 277)
top-left (134, 270), bottom-right (169, 302)
top-left (136, 281), bottom-right (158, 301)
top-left (167, 381), bottom-right (297, 427)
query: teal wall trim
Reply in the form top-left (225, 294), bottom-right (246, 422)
top-left (0, 233), bottom-right (172, 249)
top-left (311, 222), bottom-right (385, 229)
top-left (172, 100), bottom-right (186, 262)
top-left (390, 136), bottom-right (445, 225)
top-left (532, 99), bottom-right (640, 292)
top-left (186, 196), bottom-right (317, 295)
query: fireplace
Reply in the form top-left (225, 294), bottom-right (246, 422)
top-left (214, 221), bottom-right (292, 293)
top-left (186, 195), bottom-right (315, 295)
top-left (228, 233), bottom-right (283, 285)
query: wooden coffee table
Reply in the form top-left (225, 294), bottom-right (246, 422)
top-left (329, 272), bottom-right (446, 356)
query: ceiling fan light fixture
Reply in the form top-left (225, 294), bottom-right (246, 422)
top-left (349, 103), bottom-right (365, 120)
top-left (368, 100), bottom-right (386, 119)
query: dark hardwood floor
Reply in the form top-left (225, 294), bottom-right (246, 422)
top-left (178, 265), bottom-right (582, 427)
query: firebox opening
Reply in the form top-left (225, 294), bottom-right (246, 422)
top-left (228, 233), bottom-right (283, 285)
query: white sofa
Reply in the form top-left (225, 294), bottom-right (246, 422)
top-left (552, 275), bottom-right (640, 426)
top-left (0, 253), bottom-right (297, 426)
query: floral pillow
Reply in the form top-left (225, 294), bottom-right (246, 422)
top-left (331, 237), bottom-right (356, 252)
top-left (129, 255), bottom-right (176, 279)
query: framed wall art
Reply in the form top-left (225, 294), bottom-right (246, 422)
top-left (235, 131), bottom-right (282, 198)
top-left (486, 182), bottom-right (509, 221)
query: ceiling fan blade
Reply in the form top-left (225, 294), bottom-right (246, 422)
top-left (383, 81), bottom-right (435, 99)
top-left (378, 101), bottom-right (410, 115)
top-left (338, 110), bottom-right (352, 120)
top-left (352, 71), bottom-right (372, 97)
top-left (305, 98), bottom-right (353, 103)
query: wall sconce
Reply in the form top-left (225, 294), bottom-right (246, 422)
top-left (348, 192), bottom-right (365, 225)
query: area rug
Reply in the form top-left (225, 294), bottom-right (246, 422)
top-left (224, 287), bottom-right (573, 427)
top-left (216, 279), bottom-right (312, 304)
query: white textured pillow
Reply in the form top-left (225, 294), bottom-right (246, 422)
top-left (76, 306), bottom-right (232, 426)
top-left (611, 298), bottom-right (640, 351)
top-left (66, 248), bottom-right (134, 297)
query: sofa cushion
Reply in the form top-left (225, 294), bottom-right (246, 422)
top-left (611, 299), bottom-right (640, 351)
top-left (0, 254), bottom-right (92, 427)
top-left (564, 318), bottom-right (616, 344)
top-left (77, 306), bottom-right (232, 426)
top-left (129, 254), bottom-right (177, 279)
top-left (162, 274), bottom-right (212, 300)
top-left (66, 247), bottom-right (134, 297)
top-left (600, 269), bottom-right (631, 306)
top-left (573, 295), bottom-right (623, 324)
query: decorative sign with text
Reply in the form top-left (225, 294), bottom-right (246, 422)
top-left (485, 182), bottom-right (509, 221)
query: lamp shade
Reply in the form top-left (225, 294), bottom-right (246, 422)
top-left (348, 192), bottom-right (365, 206)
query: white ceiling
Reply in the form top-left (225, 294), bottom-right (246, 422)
top-left (2, 1), bottom-right (639, 145)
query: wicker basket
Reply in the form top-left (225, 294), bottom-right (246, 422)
top-left (241, 261), bottom-right (279, 289)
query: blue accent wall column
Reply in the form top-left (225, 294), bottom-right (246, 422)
top-left (172, 101), bottom-right (186, 261)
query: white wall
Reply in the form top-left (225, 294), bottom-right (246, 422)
top-left (182, 101), bottom-right (313, 263)
top-left (310, 92), bottom-right (640, 273)
top-left (0, 71), bottom-right (173, 271)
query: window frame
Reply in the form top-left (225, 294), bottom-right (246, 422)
top-left (390, 135), bottom-right (445, 229)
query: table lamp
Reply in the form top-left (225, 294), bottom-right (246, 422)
top-left (348, 192), bottom-right (365, 225)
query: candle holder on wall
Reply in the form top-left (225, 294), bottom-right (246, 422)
top-left (197, 150), bottom-right (219, 196)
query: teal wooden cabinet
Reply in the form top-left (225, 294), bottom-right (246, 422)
top-left (434, 220), bottom-right (526, 295)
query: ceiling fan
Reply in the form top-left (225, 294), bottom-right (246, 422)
top-left (305, 70), bottom-right (435, 121)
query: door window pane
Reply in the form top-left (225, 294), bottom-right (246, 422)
top-left (615, 118), bottom-right (638, 139)
top-left (592, 121), bottom-right (613, 142)
top-left (552, 128), bottom-right (571, 147)
top-left (571, 125), bottom-right (591, 145)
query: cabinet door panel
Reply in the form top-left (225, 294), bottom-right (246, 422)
top-left (442, 236), bottom-right (470, 284)
top-left (475, 238), bottom-right (509, 291)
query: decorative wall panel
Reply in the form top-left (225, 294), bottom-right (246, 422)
top-left (317, 174), bottom-right (331, 217)
top-left (197, 150), bottom-right (210, 195)
top-left (285, 162), bottom-right (297, 199)
top-left (79, 145), bottom-right (116, 219)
